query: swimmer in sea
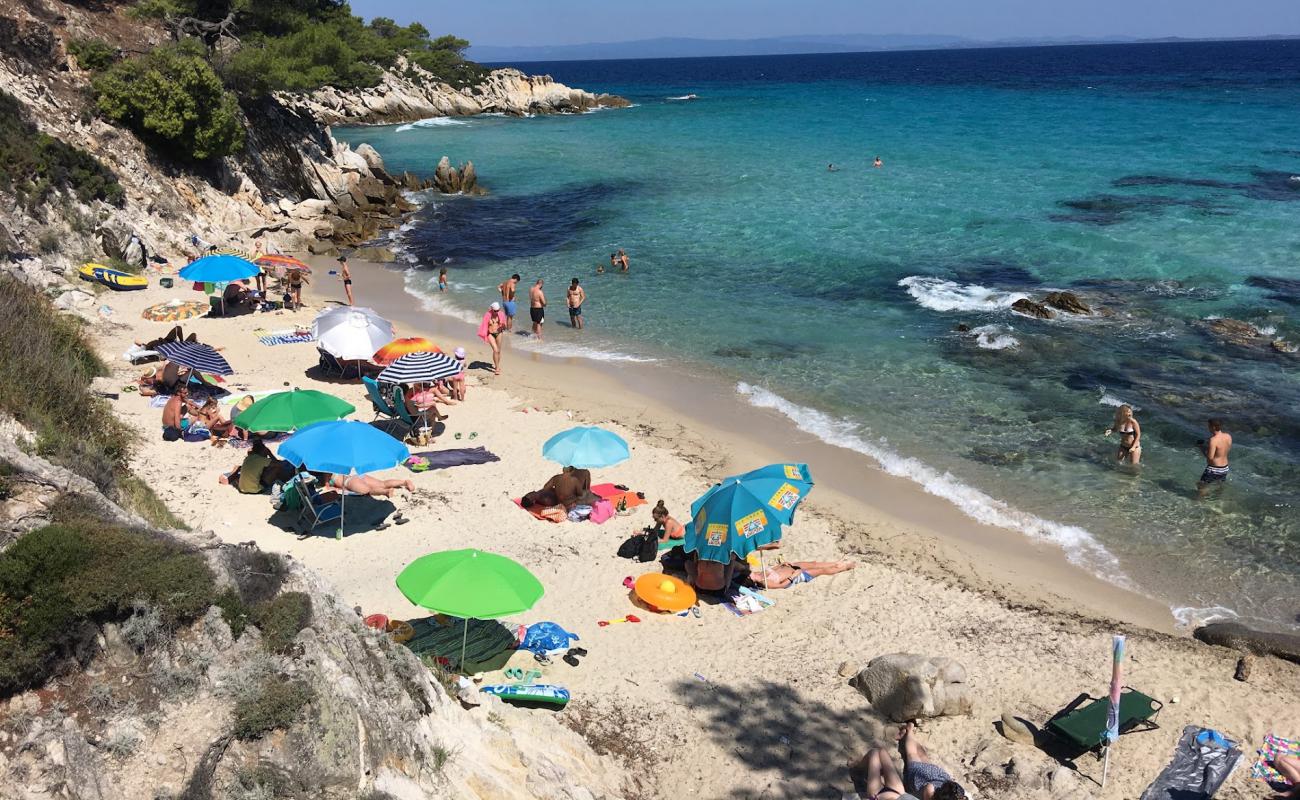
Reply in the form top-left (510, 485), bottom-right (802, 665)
top-left (873, 156), bottom-right (883, 168)
top-left (1197, 418), bottom-right (1232, 498)
top-left (828, 163), bottom-right (839, 172)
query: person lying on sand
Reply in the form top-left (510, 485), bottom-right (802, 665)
top-left (1269, 753), bottom-right (1300, 799)
top-left (135, 325), bottom-right (197, 350)
top-left (324, 473), bottom-right (414, 498)
top-left (751, 560), bottom-right (854, 589)
top-left (650, 500), bottom-right (685, 544)
top-left (848, 722), bottom-right (966, 800)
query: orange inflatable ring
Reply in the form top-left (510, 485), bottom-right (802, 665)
top-left (633, 572), bottom-right (697, 612)
top-left (386, 619), bottom-right (415, 643)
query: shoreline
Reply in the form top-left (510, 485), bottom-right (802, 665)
top-left (309, 255), bottom-right (1179, 634)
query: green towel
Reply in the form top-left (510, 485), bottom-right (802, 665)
top-left (401, 616), bottom-right (518, 669)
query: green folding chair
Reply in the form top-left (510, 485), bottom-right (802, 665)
top-left (1047, 687), bottom-right (1164, 753)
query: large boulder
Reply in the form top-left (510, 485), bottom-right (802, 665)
top-left (354, 142), bottom-right (385, 172)
top-left (1011, 298), bottom-right (1055, 319)
top-left (1043, 291), bottom-right (1091, 315)
top-left (849, 653), bottom-right (972, 721)
top-left (1193, 622), bottom-right (1300, 665)
top-left (433, 157), bottom-right (486, 196)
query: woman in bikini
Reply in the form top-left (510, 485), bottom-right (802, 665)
top-left (752, 559), bottom-right (855, 589)
top-left (650, 501), bottom-right (686, 544)
top-left (1105, 404), bottom-right (1142, 465)
top-left (483, 301), bottom-right (507, 375)
top-left (848, 723), bottom-right (966, 800)
top-left (324, 473), bottom-right (414, 498)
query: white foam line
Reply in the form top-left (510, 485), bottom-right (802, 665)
top-left (735, 382), bottom-right (1134, 588)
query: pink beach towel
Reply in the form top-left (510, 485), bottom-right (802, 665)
top-left (477, 310), bottom-right (506, 342)
top-left (1253, 733), bottom-right (1300, 784)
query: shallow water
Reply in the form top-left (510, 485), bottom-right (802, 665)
top-left (338, 41), bottom-right (1300, 631)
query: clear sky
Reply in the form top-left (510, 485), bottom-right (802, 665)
top-left (349, 0), bottom-right (1300, 46)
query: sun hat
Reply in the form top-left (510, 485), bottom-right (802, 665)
top-left (453, 347), bottom-right (465, 359)
top-left (490, 301), bottom-right (501, 311)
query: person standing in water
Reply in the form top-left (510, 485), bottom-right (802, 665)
top-left (608, 253), bottom-right (618, 273)
top-left (337, 256), bottom-right (354, 305)
top-left (1105, 404), bottom-right (1142, 466)
top-left (438, 267), bottom-right (448, 292)
top-left (618, 249), bottom-right (630, 272)
top-left (498, 273), bottom-right (520, 330)
top-left (529, 278), bottom-right (546, 340)
top-left (567, 278), bottom-right (586, 330)
top-left (1197, 418), bottom-right (1232, 497)
top-left (873, 156), bottom-right (884, 168)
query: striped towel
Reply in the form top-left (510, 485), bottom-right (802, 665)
top-left (1253, 733), bottom-right (1300, 783)
top-left (400, 616), bottom-right (520, 670)
top-left (259, 333), bottom-right (314, 346)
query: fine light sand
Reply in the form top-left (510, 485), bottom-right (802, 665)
top-left (93, 259), bottom-right (1300, 800)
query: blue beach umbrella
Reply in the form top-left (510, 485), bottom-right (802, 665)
top-left (278, 420), bottom-right (409, 538)
top-left (683, 463), bottom-right (815, 574)
top-left (693, 463), bottom-right (813, 526)
top-left (179, 254), bottom-right (260, 284)
top-left (541, 426), bottom-right (630, 469)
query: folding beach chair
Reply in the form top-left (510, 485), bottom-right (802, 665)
top-left (391, 386), bottom-right (427, 435)
top-left (317, 348), bottom-right (360, 380)
top-left (293, 473), bottom-right (342, 535)
top-left (1047, 687), bottom-right (1164, 754)
top-left (362, 376), bottom-right (399, 422)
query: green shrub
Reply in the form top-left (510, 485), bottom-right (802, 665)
top-left (0, 522), bottom-right (216, 695)
top-left (0, 275), bottom-right (133, 493)
top-left (66, 38), bottom-right (120, 72)
top-left (0, 90), bottom-right (124, 211)
top-left (215, 587), bottom-right (251, 639)
top-left (251, 591), bottom-right (311, 654)
top-left (232, 678), bottom-right (313, 739)
top-left (93, 41), bottom-right (244, 161)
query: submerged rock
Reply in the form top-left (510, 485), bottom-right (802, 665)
top-left (1201, 317), bottom-right (1263, 347)
top-left (1011, 298), bottom-right (1054, 319)
top-left (1043, 291), bottom-right (1091, 315)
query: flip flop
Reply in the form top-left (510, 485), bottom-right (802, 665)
top-left (454, 432), bottom-right (462, 440)
top-left (469, 432), bottom-right (478, 440)
top-left (622, 576), bottom-right (634, 589)
top-left (563, 648), bottom-right (586, 667)
top-left (533, 651), bottom-right (552, 665)
top-left (394, 517), bottom-right (409, 525)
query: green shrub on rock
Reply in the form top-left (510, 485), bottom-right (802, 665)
top-left (251, 591), bottom-right (312, 654)
top-left (93, 41), bottom-right (244, 161)
top-left (66, 38), bottom-right (120, 72)
top-left (0, 90), bottom-right (124, 210)
top-left (232, 678), bottom-right (314, 739)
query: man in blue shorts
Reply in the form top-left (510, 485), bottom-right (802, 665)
top-left (567, 278), bottom-right (586, 330)
top-left (498, 273), bottom-right (520, 330)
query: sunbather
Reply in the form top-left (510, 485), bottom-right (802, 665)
top-left (161, 385), bottom-right (198, 441)
top-left (219, 439), bottom-right (295, 493)
top-left (651, 500), bottom-right (685, 544)
top-left (194, 398), bottom-right (235, 440)
top-left (751, 559), bottom-right (855, 589)
top-left (1271, 753), bottom-right (1300, 798)
top-left (849, 723), bottom-right (966, 800)
top-left (325, 473), bottom-right (415, 498)
top-left (540, 466), bottom-right (598, 510)
top-left (136, 325), bottom-right (197, 350)
top-left (685, 552), bottom-right (744, 595)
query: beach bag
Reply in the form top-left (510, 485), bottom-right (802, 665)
top-left (588, 499), bottom-right (615, 525)
top-left (617, 530), bottom-right (658, 562)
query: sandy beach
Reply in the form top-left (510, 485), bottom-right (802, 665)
top-left (93, 259), bottom-right (1300, 800)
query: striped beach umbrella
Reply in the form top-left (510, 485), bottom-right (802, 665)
top-left (142, 300), bottom-right (209, 322)
top-left (257, 254), bottom-right (311, 274)
top-left (211, 246), bottom-right (252, 259)
top-left (377, 351), bottom-right (461, 384)
top-left (156, 341), bottom-right (233, 376)
top-left (1101, 634), bottom-right (1127, 788)
top-left (373, 337), bottom-right (441, 366)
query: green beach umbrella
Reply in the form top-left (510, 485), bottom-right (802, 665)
top-left (235, 389), bottom-right (355, 433)
top-left (396, 549), bottom-right (544, 671)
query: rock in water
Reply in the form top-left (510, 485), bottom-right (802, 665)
top-left (1011, 298), bottom-right (1055, 319)
top-left (1204, 318), bottom-right (1261, 345)
top-left (850, 653), bottom-right (971, 721)
top-left (1000, 711), bottom-right (1036, 745)
top-left (1043, 291), bottom-right (1091, 315)
top-left (1194, 622), bottom-right (1300, 665)
top-left (432, 156), bottom-right (487, 195)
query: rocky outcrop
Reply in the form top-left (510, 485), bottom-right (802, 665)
top-left (433, 156), bottom-right (486, 195)
top-left (1043, 291), bottom-right (1091, 315)
top-left (286, 59), bottom-right (630, 126)
top-left (1194, 622), bottom-right (1300, 665)
top-left (1011, 298), bottom-right (1054, 319)
top-left (848, 653), bottom-right (972, 722)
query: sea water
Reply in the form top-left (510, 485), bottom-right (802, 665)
top-left (337, 41), bottom-right (1300, 631)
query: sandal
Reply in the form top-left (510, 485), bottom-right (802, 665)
top-left (533, 651), bottom-right (552, 665)
top-left (562, 647), bottom-right (587, 667)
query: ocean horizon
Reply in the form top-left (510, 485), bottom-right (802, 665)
top-left (337, 40), bottom-right (1300, 633)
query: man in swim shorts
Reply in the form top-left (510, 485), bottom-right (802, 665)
top-left (529, 278), bottom-right (546, 340)
top-left (337, 256), bottom-right (353, 305)
top-left (567, 278), bottom-right (585, 330)
top-left (1197, 418), bottom-right (1232, 498)
top-left (498, 273), bottom-right (520, 330)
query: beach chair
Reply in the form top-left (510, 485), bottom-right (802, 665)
top-left (391, 386), bottom-right (426, 434)
top-left (1046, 687), bottom-right (1164, 753)
top-left (317, 348), bottom-right (359, 380)
top-left (293, 473), bottom-right (343, 535)
top-left (362, 376), bottom-right (399, 421)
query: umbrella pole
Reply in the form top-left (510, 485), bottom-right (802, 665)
top-left (460, 618), bottom-right (469, 673)
top-left (760, 549), bottom-right (769, 590)
top-left (337, 483), bottom-right (346, 541)
top-left (1101, 744), bottom-right (1111, 789)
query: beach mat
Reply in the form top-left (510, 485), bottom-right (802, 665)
top-left (1140, 726), bottom-right (1241, 800)
top-left (591, 483), bottom-right (646, 511)
top-left (400, 616), bottom-right (520, 670)
top-left (513, 498), bottom-right (565, 523)
top-left (410, 447), bottom-right (500, 471)
top-left (1252, 733), bottom-right (1300, 785)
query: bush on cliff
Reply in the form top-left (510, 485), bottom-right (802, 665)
top-left (0, 521), bottom-right (216, 695)
top-left (65, 37), bottom-right (120, 72)
top-left (93, 41), bottom-right (245, 161)
top-left (0, 90), bottom-right (124, 211)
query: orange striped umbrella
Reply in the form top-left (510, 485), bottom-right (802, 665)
top-left (373, 337), bottom-right (441, 365)
top-left (257, 254), bottom-right (311, 273)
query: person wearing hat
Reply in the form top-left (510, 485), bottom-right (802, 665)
top-left (451, 347), bottom-right (468, 400)
top-left (478, 301), bottom-right (508, 376)
top-left (336, 256), bottom-right (354, 305)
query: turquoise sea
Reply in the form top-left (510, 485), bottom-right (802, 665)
top-left (337, 41), bottom-right (1300, 631)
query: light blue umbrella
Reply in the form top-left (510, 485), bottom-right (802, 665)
top-left (683, 463), bottom-right (815, 578)
top-left (278, 420), bottom-right (409, 539)
top-left (541, 426), bottom-right (630, 469)
top-left (691, 463), bottom-right (813, 526)
top-left (179, 254), bottom-right (260, 283)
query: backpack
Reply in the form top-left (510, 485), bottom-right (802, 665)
top-left (617, 529), bottom-right (658, 562)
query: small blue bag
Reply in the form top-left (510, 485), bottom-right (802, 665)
top-left (519, 622), bottom-right (580, 655)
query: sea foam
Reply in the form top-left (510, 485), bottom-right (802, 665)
top-left (970, 324), bottom-right (1019, 350)
top-left (735, 382), bottom-right (1131, 586)
top-left (899, 276), bottom-right (1029, 313)
top-left (395, 117), bottom-right (468, 132)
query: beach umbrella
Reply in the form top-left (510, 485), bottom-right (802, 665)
top-left (694, 463), bottom-right (813, 526)
top-left (278, 420), bottom-right (409, 538)
top-left (396, 549), bottom-right (544, 670)
top-left (155, 341), bottom-right (233, 376)
top-left (142, 300), bottom-right (209, 322)
top-left (179, 254), bottom-right (259, 284)
top-left (312, 306), bottom-right (395, 361)
top-left (541, 426), bottom-right (630, 469)
top-left (211, 246), bottom-right (253, 259)
top-left (373, 337), bottom-right (440, 365)
top-left (234, 389), bottom-right (355, 433)
top-left (634, 572), bottom-right (697, 612)
top-left (377, 351), bottom-right (461, 385)
top-left (256, 254), bottom-right (311, 275)
top-left (1101, 634), bottom-right (1127, 788)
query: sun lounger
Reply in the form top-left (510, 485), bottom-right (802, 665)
top-left (317, 348), bottom-right (359, 380)
top-left (362, 376), bottom-right (399, 422)
top-left (1047, 687), bottom-right (1164, 752)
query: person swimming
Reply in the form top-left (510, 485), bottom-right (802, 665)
top-left (873, 156), bottom-right (884, 168)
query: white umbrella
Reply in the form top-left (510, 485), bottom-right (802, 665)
top-left (311, 306), bottom-right (395, 361)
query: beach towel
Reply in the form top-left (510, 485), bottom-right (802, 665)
top-left (591, 483), bottom-right (647, 512)
top-left (259, 333), bottom-right (314, 346)
top-left (1141, 726), bottom-right (1241, 800)
top-left (400, 616), bottom-right (520, 670)
top-left (409, 447), bottom-right (501, 470)
top-left (1252, 733), bottom-right (1300, 785)
top-left (513, 498), bottom-right (567, 523)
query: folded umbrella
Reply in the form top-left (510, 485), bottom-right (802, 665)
top-left (156, 341), bottom-right (233, 376)
top-left (377, 351), bottom-right (461, 384)
top-left (312, 306), bottom-right (395, 361)
top-left (541, 426), bottom-right (630, 469)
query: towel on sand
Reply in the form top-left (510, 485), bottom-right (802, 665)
top-left (1252, 733), bottom-right (1300, 785)
top-left (410, 447), bottom-right (500, 470)
top-left (259, 333), bottom-right (314, 346)
top-left (401, 616), bottom-right (520, 670)
top-left (591, 483), bottom-right (647, 511)
top-left (513, 498), bottom-right (567, 523)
